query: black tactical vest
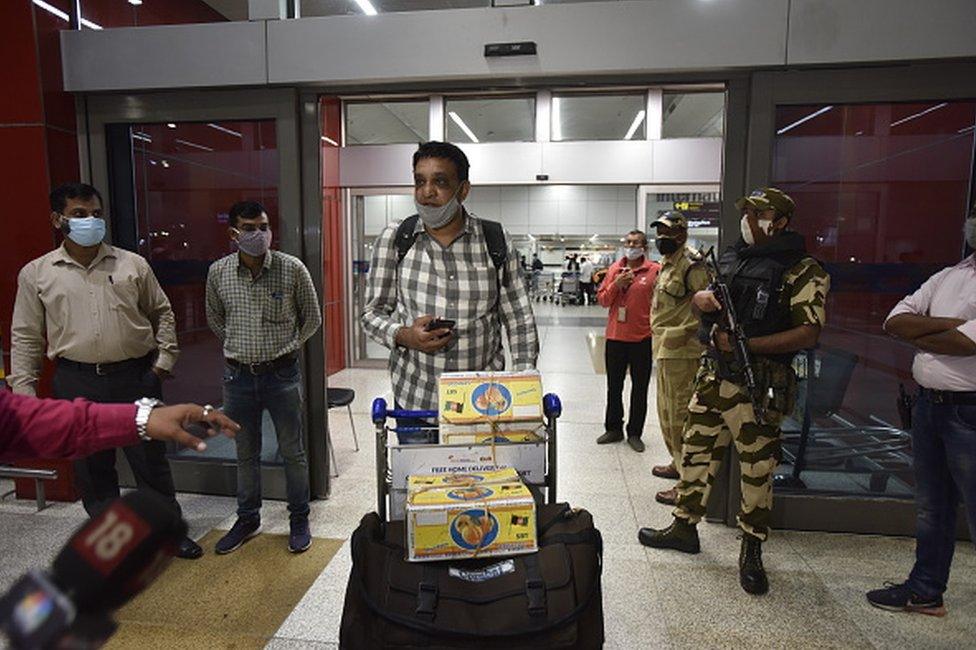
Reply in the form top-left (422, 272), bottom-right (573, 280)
top-left (716, 232), bottom-right (809, 366)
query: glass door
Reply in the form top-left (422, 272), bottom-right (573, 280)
top-left (86, 89), bottom-right (328, 500)
top-left (743, 64), bottom-right (976, 537)
top-left (347, 188), bottom-right (414, 366)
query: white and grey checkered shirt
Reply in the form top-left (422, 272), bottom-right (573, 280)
top-left (206, 250), bottom-right (322, 363)
top-left (362, 212), bottom-right (539, 412)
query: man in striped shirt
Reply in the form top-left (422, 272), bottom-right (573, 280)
top-left (362, 142), bottom-right (539, 432)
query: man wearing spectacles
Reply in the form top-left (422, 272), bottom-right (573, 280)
top-left (9, 182), bottom-right (201, 559)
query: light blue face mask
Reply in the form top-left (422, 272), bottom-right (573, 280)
top-left (62, 216), bottom-right (106, 247)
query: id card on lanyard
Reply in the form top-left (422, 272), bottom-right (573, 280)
top-left (617, 306), bottom-right (627, 322)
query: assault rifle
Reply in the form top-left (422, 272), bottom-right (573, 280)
top-left (702, 247), bottom-right (767, 424)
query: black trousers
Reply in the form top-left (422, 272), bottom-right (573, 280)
top-left (53, 357), bottom-right (181, 519)
top-left (604, 338), bottom-right (653, 439)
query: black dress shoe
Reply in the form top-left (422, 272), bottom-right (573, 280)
top-left (177, 536), bottom-right (204, 560)
top-left (627, 437), bottom-right (645, 453)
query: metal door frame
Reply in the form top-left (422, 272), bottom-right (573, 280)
top-left (79, 88), bottom-right (329, 500)
top-left (743, 60), bottom-right (976, 537)
top-left (344, 186), bottom-right (413, 368)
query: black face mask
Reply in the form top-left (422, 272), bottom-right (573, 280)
top-left (656, 237), bottom-right (679, 256)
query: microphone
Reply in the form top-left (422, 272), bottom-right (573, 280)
top-left (0, 490), bottom-right (187, 649)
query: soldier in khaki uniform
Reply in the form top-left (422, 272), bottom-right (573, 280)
top-left (648, 211), bottom-right (709, 505)
top-left (639, 188), bottom-right (830, 596)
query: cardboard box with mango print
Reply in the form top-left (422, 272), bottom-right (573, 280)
top-left (438, 370), bottom-right (544, 425)
top-left (405, 468), bottom-right (537, 562)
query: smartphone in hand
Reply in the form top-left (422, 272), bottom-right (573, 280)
top-left (424, 318), bottom-right (457, 333)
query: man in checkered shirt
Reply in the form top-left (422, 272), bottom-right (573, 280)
top-left (362, 142), bottom-right (539, 428)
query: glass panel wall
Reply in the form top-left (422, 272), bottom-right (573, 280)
top-left (131, 119), bottom-right (280, 463)
top-left (444, 96), bottom-right (535, 143)
top-left (345, 100), bottom-right (429, 145)
top-left (662, 91), bottom-right (725, 138)
top-left (551, 93), bottom-right (646, 141)
top-left (770, 100), bottom-right (976, 498)
top-left (60, 0), bottom-right (233, 29)
top-left (644, 190), bottom-right (721, 262)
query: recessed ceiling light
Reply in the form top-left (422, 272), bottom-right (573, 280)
top-left (166, 123), bottom-right (177, 129)
top-left (353, 0), bottom-right (378, 15)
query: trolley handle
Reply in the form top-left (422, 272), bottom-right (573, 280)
top-left (543, 393), bottom-right (562, 420)
top-left (371, 397), bottom-right (438, 424)
top-left (372, 394), bottom-right (561, 424)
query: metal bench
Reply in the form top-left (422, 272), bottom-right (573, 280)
top-left (0, 466), bottom-right (59, 511)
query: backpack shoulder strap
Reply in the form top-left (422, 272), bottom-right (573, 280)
top-left (480, 218), bottom-right (510, 288)
top-left (394, 215), bottom-right (421, 265)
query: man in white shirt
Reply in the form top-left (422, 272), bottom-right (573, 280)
top-left (580, 256), bottom-right (595, 305)
top-left (866, 210), bottom-right (976, 617)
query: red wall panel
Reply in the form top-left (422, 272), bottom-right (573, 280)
top-left (321, 98), bottom-right (345, 376)
top-left (0, 1), bottom-right (44, 124)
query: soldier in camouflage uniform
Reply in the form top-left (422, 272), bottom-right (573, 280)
top-left (648, 211), bottom-right (710, 506)
top-left (638, 188), bottom-right (830, 596)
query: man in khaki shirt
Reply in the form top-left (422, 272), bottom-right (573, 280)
top-left (9, 182), bottom-right (200, 559)
top-left (649, 211), bottom-right (709, 505)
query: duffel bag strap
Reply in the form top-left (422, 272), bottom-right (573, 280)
top-left (523, 554), bottom-right (547, 617)
top-left (415, 565), bottom-right (439, 621)
top-left (537, 503), bottom-right (574, 537)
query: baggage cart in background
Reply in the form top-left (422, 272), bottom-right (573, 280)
top-left (370, 393), bottom-right (562, 522)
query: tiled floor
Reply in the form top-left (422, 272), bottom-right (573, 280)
top-left (1, 303), bottom-right (974, 649)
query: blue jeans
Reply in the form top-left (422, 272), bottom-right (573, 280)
top-left (906, 391), bottom-right (976, 598)
top-left (222, 359), bottom-right (310, 521)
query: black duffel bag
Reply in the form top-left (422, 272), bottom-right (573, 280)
top-left (339, 503), bottom-right (604, 649)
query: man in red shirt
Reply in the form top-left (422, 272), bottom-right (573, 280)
top-left (596, 230), bottom-right (661, 452)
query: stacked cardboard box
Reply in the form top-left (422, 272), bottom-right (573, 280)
top-left (437, 370), bottom-right (545, 445)
top-left (405, 467), bottom-right (537, 562)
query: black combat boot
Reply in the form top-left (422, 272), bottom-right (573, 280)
top-left (739, 533), bottom-right (769, 595)
top-left (638, 517), bottom-right (700, 554)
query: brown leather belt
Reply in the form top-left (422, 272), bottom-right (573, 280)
top-left (225, 353), bottom-right (298, 375)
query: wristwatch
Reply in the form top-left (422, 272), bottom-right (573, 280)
top-left (134, 397), bottom-right (164, 442)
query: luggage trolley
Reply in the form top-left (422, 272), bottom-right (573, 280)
top-left (371, 394), bottom-right (562, 522)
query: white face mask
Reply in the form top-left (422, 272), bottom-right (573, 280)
top-left (623, 247), bottom-right (645, 261)
top-left (740, 215), bottom-right (774, 246)
top-left (415, 191), bottom-right (461, 230)
top-left (966, 217), bottom-right (976, 249)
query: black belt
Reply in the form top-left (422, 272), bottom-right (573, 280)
top-left (226, 353), bottom-right (298, 375)
top-left (921, 388), bottom-right (976, 405)
top-left (57, 353), bottom-right (154, 376)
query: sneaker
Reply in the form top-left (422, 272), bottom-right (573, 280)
top-left (638, 517), bottom-right (700, 554)
top-left (289, 518), bottom-right (312, 554)
top-left (739, 533), bottom-right (768, 595)
top-left (866, 582), bottom-right (946, 617)
top-left (214, 517), bottom-right (261, 555)
top-left (596, 430), bottom-right (624, 444)
top-left (627, 437), bottom-right (645, 453)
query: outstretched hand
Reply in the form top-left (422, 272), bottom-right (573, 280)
top-left (146, 404), bottom-right (240, 452)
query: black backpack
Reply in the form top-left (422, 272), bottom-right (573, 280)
top-left (395, 214), bottom-right (511, 288)
top-left (339, 503), bottom-right (605, 649)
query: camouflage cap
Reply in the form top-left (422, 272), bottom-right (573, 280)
top-left (650, 210), bottom-right (687, 229)
top-left (735, 187), bottom-right (795, 218)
